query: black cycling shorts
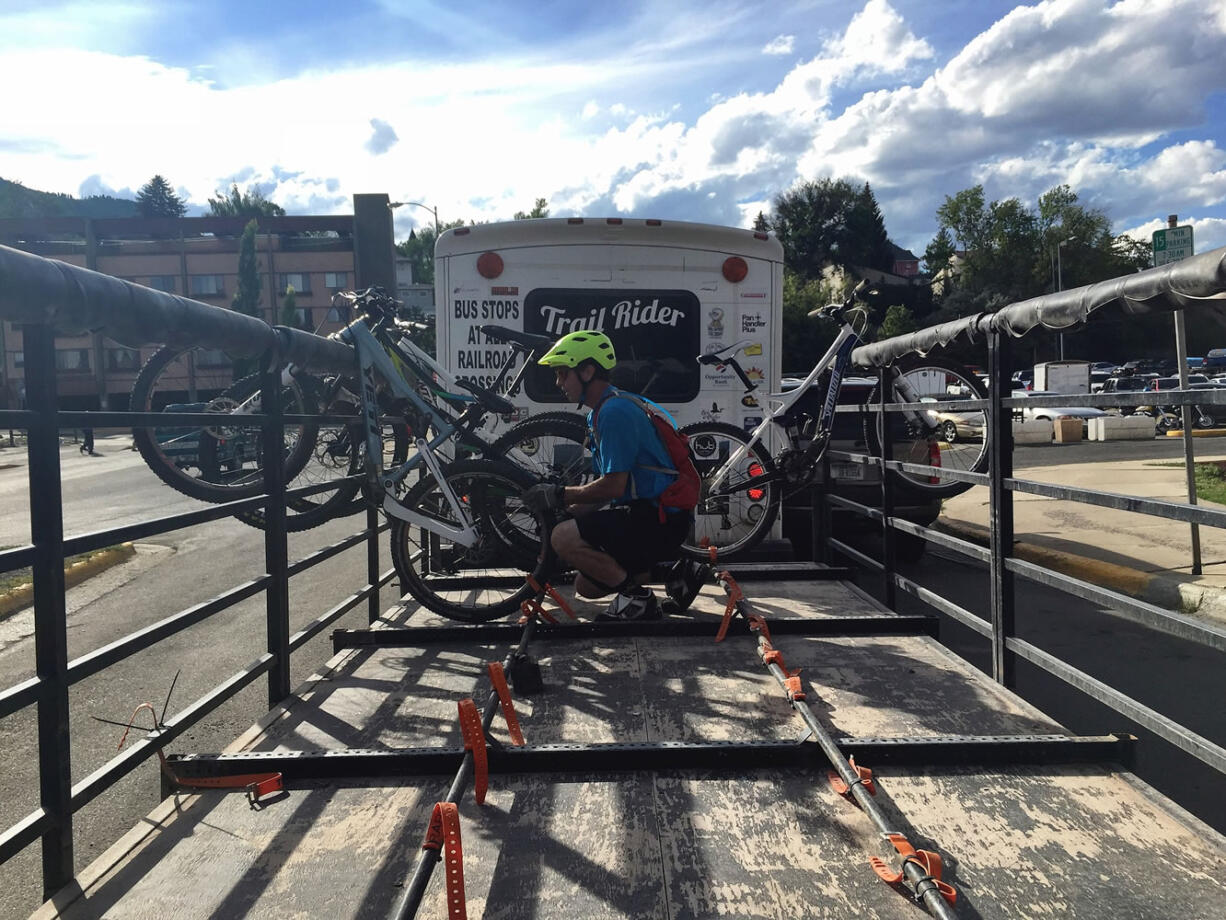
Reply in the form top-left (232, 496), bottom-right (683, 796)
top-left (575, 501), bottom-right (691, 577)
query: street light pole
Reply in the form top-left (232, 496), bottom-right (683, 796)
top-left (389, 200), bottom-right (440, 236)
top-left (1056, 236), bottom-right (1074, 360)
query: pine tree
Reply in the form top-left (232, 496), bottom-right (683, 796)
top-left (230, 219), bottom-right (263, 380)
top-left (135, 175), bottom-right (187, 218)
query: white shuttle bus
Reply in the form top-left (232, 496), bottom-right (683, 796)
top-left (432, 217), bottom-right (785, 433)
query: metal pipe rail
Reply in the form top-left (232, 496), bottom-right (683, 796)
top-left (0, 243), bottom-right (389, 902)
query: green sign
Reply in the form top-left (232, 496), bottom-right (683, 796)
top-left (1153, 225), bottom-right (1194, 265)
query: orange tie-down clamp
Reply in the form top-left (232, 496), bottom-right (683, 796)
top-left (457, 698), bottom-right (489, 805)
top-left (713, 571), bottom-right (745, 642)
top-left (759, 641), bottom-right (806, 702)
top-left (487, 662), bottom-right (526, 746)
top-left (870, 832), bottom-right (957, 906)
top-left (117, 702), bottom-right (283, 807)
top-left (519, 575), bottom-right (577, 624)
top-left (827, 756), bottom-right (876, 797)
top-left (421, 801), bottom-right (468, 920)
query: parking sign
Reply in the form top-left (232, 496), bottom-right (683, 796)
top-left (1153, 225), bottom-right (1194, 265)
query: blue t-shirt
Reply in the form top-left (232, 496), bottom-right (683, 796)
top-left (588, 388), bottom-right (676, 505)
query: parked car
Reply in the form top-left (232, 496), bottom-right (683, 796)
top-left (1016, 390), bottom-right (1108, 431)
top-left (1091, 362), bottom-right (1116, 374)
top-left (924, 395), bottom-right (985, 443)
top-left (1145, 374), bottom-right (1209, 391)
top-left (1099, 375), bottom-right (1151, 415)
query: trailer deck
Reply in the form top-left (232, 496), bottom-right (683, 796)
top-left (34, 566), bottom-right (1226, 919)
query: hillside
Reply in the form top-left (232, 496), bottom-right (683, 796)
top-left (0, 177), bottom-right (138, 220)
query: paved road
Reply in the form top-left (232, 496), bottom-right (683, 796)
top-left (0, 437), bottom-right (397, 919)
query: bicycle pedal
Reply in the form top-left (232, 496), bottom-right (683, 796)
top-left (508, 652), bottom-right (544, 695)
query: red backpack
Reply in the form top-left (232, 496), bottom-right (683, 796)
top-left (592, 392), bottom-right (701, 522)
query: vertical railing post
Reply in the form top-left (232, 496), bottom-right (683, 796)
top-left (1173, 310), bottom-right (1202, 574)
top-left (25, 323), bottom-right (74, 897)
top-left (987, 331), bottom-right (1015, 686)
top-left (261, 354), bottom-right (291, 707)
top-left (878, 367), bottom-right (896, 609)
top-left (367, 502), bottom-right (380, 623)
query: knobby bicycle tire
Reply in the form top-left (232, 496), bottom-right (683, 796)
top-left (862, 357), bottom-right (989, 498)
top-left (679, 421), bottom-right (779, 561)
top-left (388, 459), bottom-right (554, 622)
top-left (490, 412), bottom-right (591, 486)
top-left (129, 346), bottom-right (318, 504)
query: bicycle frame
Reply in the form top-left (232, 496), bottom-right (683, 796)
top-left (342, 320), bottom-right (481, 545)
top-left (705, 319), bottom-right (935, 495)
top-left (705, 322), bottom-right (858, 492)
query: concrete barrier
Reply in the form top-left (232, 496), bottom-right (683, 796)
top-left (1088, 415), bottom-right (1156, 441)
top-left (1013, 419), bottom-right (1053, 443)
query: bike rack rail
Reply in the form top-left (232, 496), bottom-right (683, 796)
top-left (813, 247), bottom-right (1226, 791)
top-left (0, 244), bottom-right (389, 900)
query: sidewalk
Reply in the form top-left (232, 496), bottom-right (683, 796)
top-left (937, 449), bottom-right (1226, 623)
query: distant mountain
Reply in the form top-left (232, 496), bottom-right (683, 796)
top-left (0, 177), bottom-right (139, 220)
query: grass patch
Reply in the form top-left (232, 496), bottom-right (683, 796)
top-left (0, 546), bottom-right (125, 594)
top-left (1194, 462), bottom-right (1226, 505)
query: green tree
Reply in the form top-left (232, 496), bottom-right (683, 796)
top-left (395, 218), bottom-right (467, 285)
top-left (208, 183), bottom-right (285, 218)
top-left (279, 284), bottom-right (299, 328)
top-left (752, 211), bottom-right (769, 232)
top-left (135, 174), bottom-right (187, 218)
top-left (513, 198), bottom-right (550, 220)
top-left (769, 178), bottom-right (893, 279)
top-left (781, 272), bottom-right (842, 372)
top-left (877, 304), bottom-right (918, 340)
top-left (922, 227), bottom-right (956, 279)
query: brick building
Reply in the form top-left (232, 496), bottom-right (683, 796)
top-left (0, 193), bottom-right (406, 409)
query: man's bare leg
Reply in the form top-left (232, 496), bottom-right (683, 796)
top-left (550, 519), bottom-right (644, 598)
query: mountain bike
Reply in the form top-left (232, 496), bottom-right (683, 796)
top-left (679, 281), bottom-right (990, 560)
top-left (129, 290), bottom-right (592, 536)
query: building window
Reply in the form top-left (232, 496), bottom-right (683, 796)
top-left (106, 347), bottom-right (141, 371)
top-left (293, 308), bottom-right (314, 329)
top-left (55, 349), bottom-right (91, 371)
top-left (326, 307), bottom-right (343, 322)
top-left (279, 272), bottom-right (312, 294)
top-left (190, 274), bottom-right (226, 297)
top-left (13, 351), bottom-right (24, 369)
top-left (197, 349), bottom-right (230, 367)
top-left (325, 271), bottom-right (347, 290)
top-left (149, 275), bottom-right (177, 293)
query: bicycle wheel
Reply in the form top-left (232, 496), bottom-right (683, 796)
top-left (680, 421), bottom-right (779, 561)
top-left (388, 459), bottom-right (552, 622)
top-left (130, 346), bottom-right (317, 504)
top-left (490, 411), bottom-right (591, 486)
top-left (232, 378), bottom-right (394, 532)
top-left (863, 357), bottom-right (989, 498)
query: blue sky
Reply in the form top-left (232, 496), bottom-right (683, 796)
top-left (2, 0), bottom-right (1224, 258)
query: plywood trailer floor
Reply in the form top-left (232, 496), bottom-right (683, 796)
top-left (34, 570), bottom-right (1226, 919)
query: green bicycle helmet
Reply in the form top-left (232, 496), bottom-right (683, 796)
top-left (537, 330), bottom-right (617, 370)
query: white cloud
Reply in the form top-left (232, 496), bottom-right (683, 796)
top-left (762, 34), bottom-right (794, 56)
top-left (1122, 216), bottom-right (1226, 259)
top-left (1, 0), bottom-right (1225, 261)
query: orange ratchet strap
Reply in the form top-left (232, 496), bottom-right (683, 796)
top-left (457, 699), bottom-right (488, 805)
top-left (486, 662), bottom-right (525, 746)
top-left (421, 801), bottom-right (467, 920)
top-left (714, 572), bottom-right (744, 642)
top-left (118, 702), bottom-right (283, 806)
top-left (827, 756), bottom-right (876, 797)
top-left (870, 833), bottom-right (957, 906)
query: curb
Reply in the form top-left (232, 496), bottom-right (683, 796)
top-left (1163, 429), bottom-right (1226, 438)
top-left (0, 543), bottom-right (137, 619)
top-left (932, 518), bottom-right (1226, 622)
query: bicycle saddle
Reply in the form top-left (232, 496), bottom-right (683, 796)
top-left (452, 377), bottom-right (517, 416)
top-left (479, 324), bottom-right (554, 353)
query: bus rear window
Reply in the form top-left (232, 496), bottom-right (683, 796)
top-left (523, 288), bottom-right (701, 404)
